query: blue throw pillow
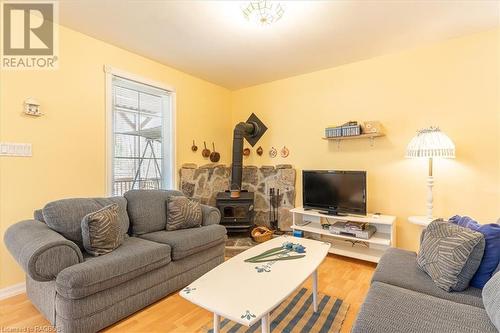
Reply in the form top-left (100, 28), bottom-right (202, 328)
top-left (449, 215), bottom-right (500, 288)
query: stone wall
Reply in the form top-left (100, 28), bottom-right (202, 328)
top-left (179, 163), bottom-right (296, 230)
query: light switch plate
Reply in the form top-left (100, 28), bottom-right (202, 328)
top-left (0, 143), bottom-right (32, 157)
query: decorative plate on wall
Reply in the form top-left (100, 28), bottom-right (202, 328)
top-left (256, 146), bottom-right (263, 156)
top-left (280, 146), bottom-right (289, 158)
top-left (269, 147), bottom-right (277, 158)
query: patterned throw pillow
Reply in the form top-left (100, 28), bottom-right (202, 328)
top-left (166, 196), bottom-right (202, 231)
top-left (81, 204), bottom-right (123, 256)
top-left (417, 219), bottom-right (484, 292)
top-left (419, 227), bottom-right (485, 291)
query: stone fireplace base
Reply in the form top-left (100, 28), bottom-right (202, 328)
top-left (179, 163), bottom-right (296, 231)
top-left (225, 236), bottom-right (258, 258)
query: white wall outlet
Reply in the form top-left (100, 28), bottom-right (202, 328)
top-left (0, 143), bottom-right (32, 157)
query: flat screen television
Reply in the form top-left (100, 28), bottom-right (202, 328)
top-left (302, 170), bottom-right (366, 216)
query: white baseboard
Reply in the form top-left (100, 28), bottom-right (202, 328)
top-left (0, 282), bottom-right (26, 300)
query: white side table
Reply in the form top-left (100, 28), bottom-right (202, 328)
top-left (408, 216), bottom-right (434, 227)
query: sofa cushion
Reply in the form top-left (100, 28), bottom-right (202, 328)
top-left (483, 271), bottom-right (500, 331)
top-left (450, 215), bottom-right (500, 288)
top-left (352, 281), bottom-right (497, 333)
top-left (124, 190), bottom-right (183, 235)
top-left (417, 219), bottom-right (484, 291)
top-left (43, 197), bottom-right (129, 248)
top-left (56, 237), bottom-right (171, 299)
top-left (166, 196), bottom-right (202, 231)
top-left (373, 248), bottom-right (484, 308)
top-left (139, 224), bottom-right (226, 260)
top-left (420, 227), bottom-right (485, 291)
top-left (81, 204), bottom-right (123, 256)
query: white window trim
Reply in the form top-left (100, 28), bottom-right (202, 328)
top-left (104, 65), bottom-right (177, 196)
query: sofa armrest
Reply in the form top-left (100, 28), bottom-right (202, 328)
top-left (4, 220), bottom-right (83, 282)
top-left (201, 204), bottom-right (221, 226)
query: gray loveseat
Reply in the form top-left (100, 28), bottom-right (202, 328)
top-left (4, 190), bottom-right (227, 333)
top-left (352, 247), bottom-right (498, 333)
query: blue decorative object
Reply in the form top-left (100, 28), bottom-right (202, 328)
top-left (283, 241), bottom-right (306, 253)
top-left (182, 286), bottom-right (196, 294)
top-left (293, 230), bottom-right (304, 238)
top-left (449, 215), bottom-right (500, 288)
top-left (292, 244), bottom-right (306, 253)
top-left (241, 310), bottom-right (256, 321)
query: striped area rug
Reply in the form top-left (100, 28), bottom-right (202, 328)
top-left (206, 287), bottom-right (349, 333)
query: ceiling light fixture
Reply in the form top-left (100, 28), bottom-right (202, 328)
top-left (242, 0), bottom-right (285, 26)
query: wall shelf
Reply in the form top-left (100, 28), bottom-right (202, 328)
top-left (322, 133), bottom-right (384, 148)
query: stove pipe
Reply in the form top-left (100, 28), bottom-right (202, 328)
top-left (231, 121), bottom-right (260, 198)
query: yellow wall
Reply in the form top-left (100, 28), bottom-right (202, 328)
top-left (1, 26), bottom-right (499, 289)
top-left (232, 29), bottom-right (500, 251)
top-left (0, 25), bottom-right (232, 288)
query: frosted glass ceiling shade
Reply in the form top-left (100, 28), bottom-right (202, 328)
top-left (406, 127), bottom-right (455, 159)
top-left (242, 1), bottom-right (284, 25)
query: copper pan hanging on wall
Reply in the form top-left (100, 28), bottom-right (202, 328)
top-left (210, 142), bottom-right (220, 162)
top-left (202, 142), bottom-right (211, 158)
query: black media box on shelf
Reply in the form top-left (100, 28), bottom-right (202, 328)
top-left (329, 221), bottom-right (377, 240)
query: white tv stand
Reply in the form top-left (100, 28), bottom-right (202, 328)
top-left (290, 207), bottom-right (396, 263)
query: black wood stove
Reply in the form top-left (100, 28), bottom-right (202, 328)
top-left (216, 113), bottom-right (267, 233)
top-left (216, 191), bottom-right (254, 232)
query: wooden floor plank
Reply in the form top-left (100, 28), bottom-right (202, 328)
top-left (0, 254), bottom-right (375, 332)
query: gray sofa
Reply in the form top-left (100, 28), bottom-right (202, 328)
top-left (4, 190), bottom-right (227, 333)
top-left (352, 247), bottom-right (498, 333)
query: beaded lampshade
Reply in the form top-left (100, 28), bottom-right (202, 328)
top-left (406, 127), bottom-right (455, 159)
top-left (406, 126), bottom-right (456, 221)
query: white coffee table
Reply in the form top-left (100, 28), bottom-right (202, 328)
top-left (179, 235), bottom-right (330, 333)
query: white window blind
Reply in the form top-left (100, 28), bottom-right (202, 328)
top-left (111, 76), bottom-right (172, 196)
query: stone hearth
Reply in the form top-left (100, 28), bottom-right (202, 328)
top-left (225, 236), bottom-right (258, 258)
top-left (179, 163), bottom-right (296, 230)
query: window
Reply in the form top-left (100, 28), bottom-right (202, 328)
top-left (108, 74), bottom-right (174, 196)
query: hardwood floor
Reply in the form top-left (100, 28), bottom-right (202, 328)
top-left (0, 255), bottom-right (375, 332)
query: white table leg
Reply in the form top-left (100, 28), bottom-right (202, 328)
top-left (261, 312), bottom-right (270, 333)
top-left (312, 269), bottom-right (318, 312)
top-left (213, 313), bottom-right (220, 333)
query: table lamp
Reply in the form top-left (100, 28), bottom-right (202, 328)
top-left (406, 127), bottom-right (455, 225)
